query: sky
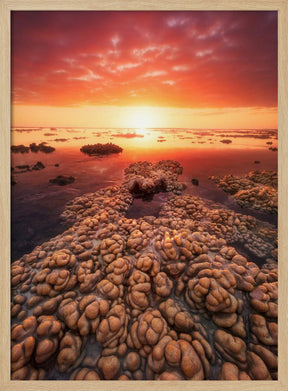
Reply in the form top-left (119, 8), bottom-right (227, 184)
top-left (11, 11), bottom-right (278, 129)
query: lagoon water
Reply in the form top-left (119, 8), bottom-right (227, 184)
top-left (11, 127), bottom-right (277, 261)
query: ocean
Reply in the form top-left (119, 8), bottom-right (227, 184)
top-left (11, 127), bottom-right (277, 261)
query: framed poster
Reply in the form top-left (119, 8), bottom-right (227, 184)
top-left (1, 0), bottom-right (288, 390)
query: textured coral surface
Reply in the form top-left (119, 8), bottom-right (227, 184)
top-left (11, 161), bottom-right (277, 380)
top-left (209, 170), bottom-right (277, 214)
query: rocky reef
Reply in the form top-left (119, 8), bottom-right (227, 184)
top-left (12, 162), bottom-right (45, 174)
top-left (11, 143), bottom-right (55, 154)
top-left (80, 143), bottom-right (123, 156)
top-left (11, 145), bottom-right (30, 153)
top-left (11, 160), bottom-right (277, 381)
top-left (209, 170), bottom-right (277, 214)
top-left (124, 160), bottom-right (185, 196)
top-left (29, 143), bottom-right (56, 153)
top-left (49, 176), bottom-right (75, 186)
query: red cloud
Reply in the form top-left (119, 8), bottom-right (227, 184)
top-left (111, 132), bottom-right (144, 138)
top-left (11, 11), bottom-right (277, 108)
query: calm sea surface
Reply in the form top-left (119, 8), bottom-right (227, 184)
top-left (11, 127), bottom-right (278, 261)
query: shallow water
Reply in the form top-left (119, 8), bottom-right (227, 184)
top-left (11, 127), bottom-right (277, 261)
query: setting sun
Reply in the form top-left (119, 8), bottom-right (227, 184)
top-left (129, 107), bottom-right (161, 129)
top-left (11, 11), bottom-right (277, 129)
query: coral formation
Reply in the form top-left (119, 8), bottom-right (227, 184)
top-left (12, 161), bottom-right (45, 174)
top-left (124, 160), bottom-right (185, 196)
top-left (49, 175), bottom-right (75, 186)
top-left (80, 143), bottom-right (123, 156)
top-left (11, 160), bottom-right (277, 380)
top-left (30, 143), bottom-right (56, 153)
top-left (209, 170), bottom-right (277, 214)
top-left (11, 145), bottom-right (30, 153)
top-left (11, 143), bottom-right (55, 153)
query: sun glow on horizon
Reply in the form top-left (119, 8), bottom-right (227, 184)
top-left (128, 107), bottom-right (161, 129)
top-left (11, 11), bottom-right (277, 131)
top-left (12, 104), bottom-right (278, 130)
top-left (136, 127), bottom-right (147, 136)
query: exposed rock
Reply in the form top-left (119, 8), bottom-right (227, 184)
top-left (124, 160), bottom-right (185, 196)
top-left (32, 161), bottom-right (45, 170)
top-left (80, 143), bottom-right (123, 156)
top-left (49, 175), bottom-right (75, 186)
top-left (12, 161), bottom-right (45, 174)
top-left (16, 165), bottom-right (30, 171)
top-left (30, 142), bottom-right (55, 153)
top-left (11, 144), bottom-right (29, 153)
top-left (209, 170), bottom-right (277, 214)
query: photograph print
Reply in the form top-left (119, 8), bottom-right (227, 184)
top-left (11, 10), bottom-right (278, 381)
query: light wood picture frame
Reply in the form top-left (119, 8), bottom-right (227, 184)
top-left (1, 0), bottom-right (287, 390)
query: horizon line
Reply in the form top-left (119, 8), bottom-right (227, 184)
top-left (11, 126), bottom-right (278, 130)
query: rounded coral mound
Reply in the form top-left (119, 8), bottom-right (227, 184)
top-left (80, 143), bottom-right (123, 156)
top-left (209, 170), bottom-right (277, 214)
top-left (11, 160), bottom-right (278, 380)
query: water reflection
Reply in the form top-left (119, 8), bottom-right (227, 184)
top-left (11, 127), bottom-right (277, 261)
top-left (12, 126), bottom-right (278, 150)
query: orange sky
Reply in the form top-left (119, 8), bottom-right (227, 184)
top-left (11, 11), bottom-right (278, 129)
